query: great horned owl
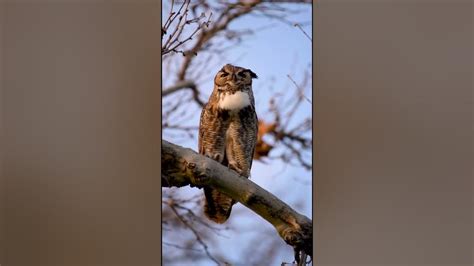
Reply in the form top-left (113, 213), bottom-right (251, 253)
top-left (198, 64), bottom-right (258, 224)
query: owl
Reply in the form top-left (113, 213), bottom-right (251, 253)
top-left (198, 64), bottom-right (258, 224)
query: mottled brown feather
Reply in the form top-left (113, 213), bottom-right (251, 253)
top-left (199, 64), bottom-right (258, 223)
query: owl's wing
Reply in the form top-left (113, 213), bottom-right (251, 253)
top-left (198, 104), bottom-right (226, 162)
top-left (198, 106), bottom-right (205, 155)
top-left (248, 108), bottom-right (258, 171)
top-left (198, 104), bottom-right (234, 224)
top-left (225, 105), bottom-right (258, 178)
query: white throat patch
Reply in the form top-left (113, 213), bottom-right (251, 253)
top-left (218, 91), bottom-right (250, 111)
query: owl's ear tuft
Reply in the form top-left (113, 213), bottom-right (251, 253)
top-left (248, 70), bottom-right (258, 79)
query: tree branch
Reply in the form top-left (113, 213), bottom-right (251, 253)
top-left (162, 140), bottom-right (312, 260)
top-left (162, 80), bottom-right (205, 106)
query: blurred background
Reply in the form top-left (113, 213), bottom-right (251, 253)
top-left (1, 3), bottom-right (161, 265)
top-left (161, 0), bottom-right (313, 265)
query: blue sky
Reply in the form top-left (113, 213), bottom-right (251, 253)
top-left (162, 2), bottom-right (312, 265)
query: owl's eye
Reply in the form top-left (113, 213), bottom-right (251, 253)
top-left (220, 72), bottom-right (229, 77)
top-left (237, 72), bottom-right (246, 78)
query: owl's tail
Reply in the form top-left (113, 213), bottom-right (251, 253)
top-left (203, 187), bottom-right (235, 224)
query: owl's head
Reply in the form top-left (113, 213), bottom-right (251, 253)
top-left (214, 64), bottom-right (258, 89)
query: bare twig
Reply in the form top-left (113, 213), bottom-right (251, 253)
top-left (294, 23), bottom-right (312, 42)
top-left (162, 0), bottom-right (212, 56)
top-left (168, 203), bottom-right (221, 265)
top-left (253, 71), bottom-right (312, 168)
top-left (287, 74), bottom-right (311, 104)
top-left (163, 241), bottom-right (203, 252)
top-left (162, 80), bottom-right (205, 106)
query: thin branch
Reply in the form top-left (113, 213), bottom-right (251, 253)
top-left (162, 0), bottom-right (212, 56)
top-left (166, 201), bottom-right (230, 236)
top-left (287, 74), bottom-right (311, 104)
top-left (168, 203), bottom-right (221, 265)
top-left (162, 0), bottom-right (177, 34)
top-left (163, 0), bottom-right (188, 48)
top-left (294, 23), bottom-right (312, 42)
top-left (280, 138), bottom-right (312, 170)
top-left (163, 80), bottom-right (196, 96)
top-left (163, 241), bottom-right (203, 252)
top-left (162, 80), bottom-right (205, 106)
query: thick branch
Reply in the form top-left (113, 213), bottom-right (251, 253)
top-left (162, 140), bottom-right (312, 259)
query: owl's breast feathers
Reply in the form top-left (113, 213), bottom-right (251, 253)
top-left (218, 91), bottom-right (251, 112)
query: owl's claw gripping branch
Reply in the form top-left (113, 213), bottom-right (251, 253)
top-left (162, 140), bottom-right (313, 262)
